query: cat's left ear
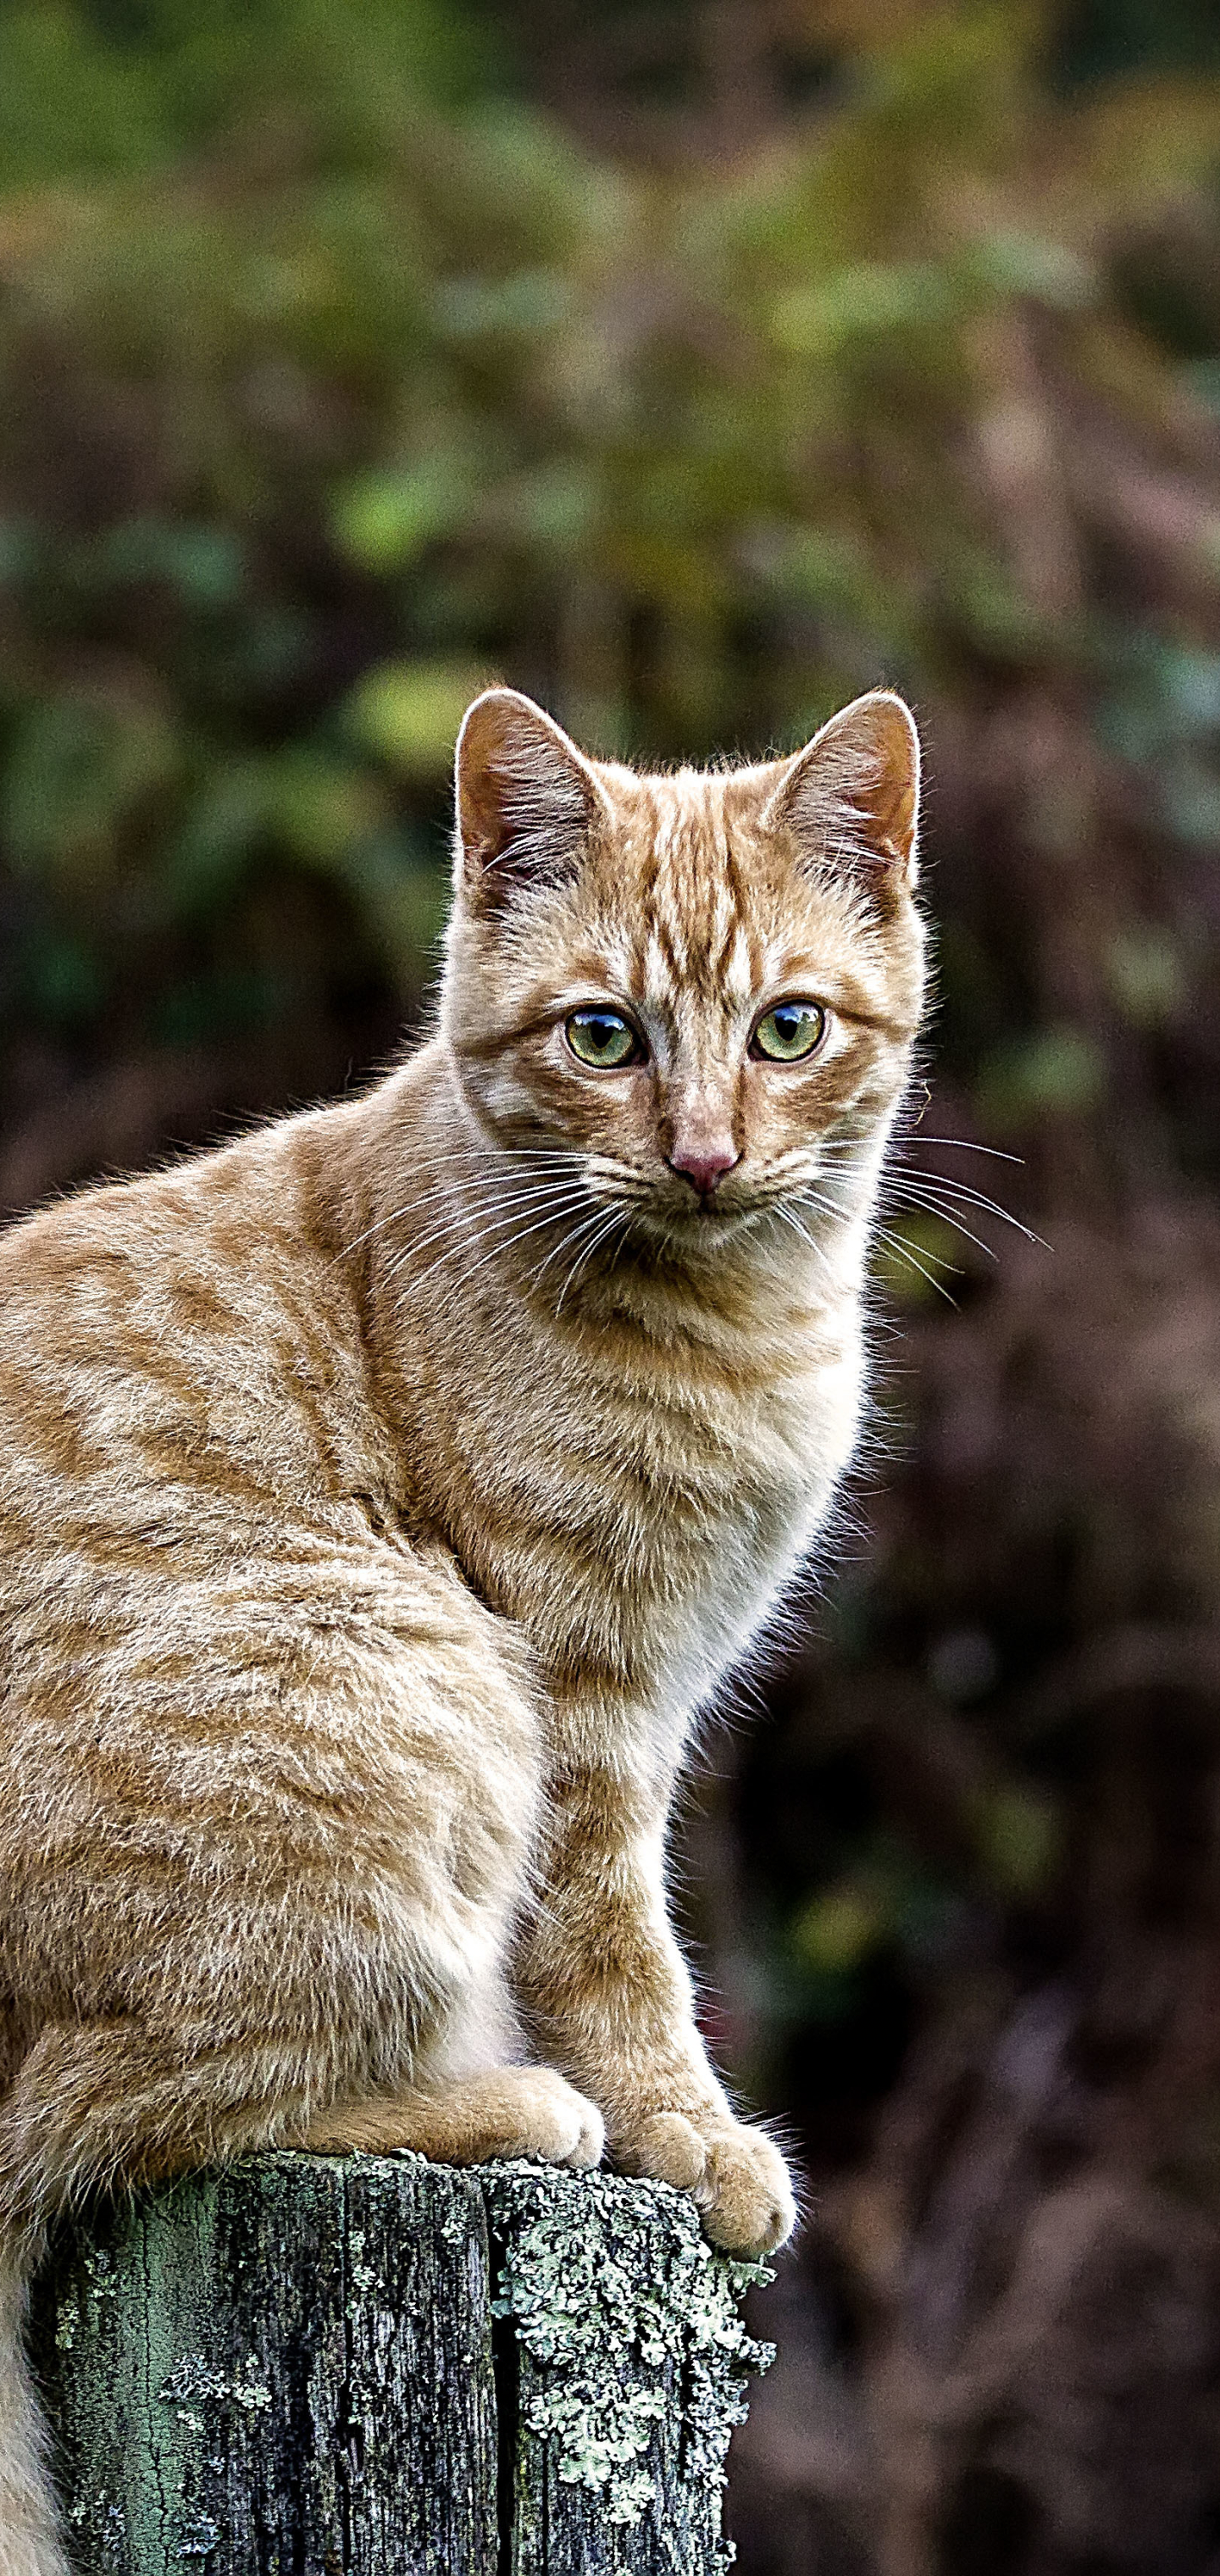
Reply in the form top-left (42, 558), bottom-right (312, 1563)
top-left (453, 687), bottom-right (607, 914)
top-left (762, 691), bottom-right (921, 889)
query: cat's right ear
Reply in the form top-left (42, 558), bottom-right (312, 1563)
top-left (761, 691), bottom-right (922, 891)
top-left (453, 689), bottom-right (605, 914)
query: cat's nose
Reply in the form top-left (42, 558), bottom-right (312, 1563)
top-left (668, 1144), bottom-right (740, 1198)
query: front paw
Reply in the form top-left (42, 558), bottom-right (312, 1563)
top-left (626, 2111), bottom-right (796, 2257)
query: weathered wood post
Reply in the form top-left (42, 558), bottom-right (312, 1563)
top-left (29, 2153), bottom-right (772, 2573)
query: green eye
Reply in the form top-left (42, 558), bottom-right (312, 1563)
top-left (565, 1008), bottom-right (642, 1069)
top-left (751, 1000), bottom-right (827, 1063)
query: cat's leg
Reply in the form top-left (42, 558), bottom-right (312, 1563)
top-left (516, 1763), bottom-right (796, 2257)
top-left (299, 2064), bottom-right (602, 2164)
top-left (3, 1541), bottom-right (604, 2196)
top-left (0, 2025), bottom-right (602, 2237)
top-left (0, 1546), bottom-right (605, 2576)
top-left (295, 1909), bottom-right (604, 2166)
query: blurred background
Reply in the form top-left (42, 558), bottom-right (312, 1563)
top-left (3, 0), bottom-right (1220, 2565)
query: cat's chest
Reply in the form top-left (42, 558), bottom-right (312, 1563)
top-left (609, 1352), bottom-right (855, 1648)
top-left (460, 1306), bottom-right (863, 1707)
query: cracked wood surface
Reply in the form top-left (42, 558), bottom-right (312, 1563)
top-left (28, 2151), bottom-right (767, 2573)
top-left (29, 2155), bottom-right (497, 2574)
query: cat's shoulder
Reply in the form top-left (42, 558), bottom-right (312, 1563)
top-left (0, 1074), bottom-right (396, 1301)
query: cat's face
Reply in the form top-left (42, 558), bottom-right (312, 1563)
top-left (441, 689), bottom-right (926, 1249)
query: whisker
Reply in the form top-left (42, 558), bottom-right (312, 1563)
top-left (876, 1221), bottom-right (957, 1274)
top-left (379, 1181), bottom-right (592, 1279)
top-left (794, 1130), bottom-right (1045, 1263)
top-left (531, 1193), bottom-right (629, 1293)
top-left (885, 1185), bottom-right (1000, 1264)
top-left (890, 1172), bottom-right (1047, 1249)
top-left (463, 1199), bottom-right (602, 1289)
top-left (335, 1144), bottom-right (585, 1259)
top-left (798, 1182), bottom-right (855, 1228)
top-left (775, 1204), bottom-right (840, 1289)
top-left (906, 1135), bottom-right (1023, 1163)
top-left (411, 1175), bottom-right (594, 1226)
top-left (872, 1224), bottom-right (960, 1303)
top-left (387, 1186), bottom-right (593, 1299)
top-left (554, 1207), bottom-right (632, 1316)
top-left (448, 1202), bottom-right (596, 1307)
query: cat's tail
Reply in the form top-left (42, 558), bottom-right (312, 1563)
top-left (0, 2226), bottom-right (69, 2576)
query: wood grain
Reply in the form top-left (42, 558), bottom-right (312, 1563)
top-left (28, 2154), bottom-right (769, 2574)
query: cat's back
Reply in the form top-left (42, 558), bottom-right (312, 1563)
top-left (0, 1102), bottom-right (391, 1571)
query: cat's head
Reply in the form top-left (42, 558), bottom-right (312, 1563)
top-left (441, 687), bottom-right (926, 1250)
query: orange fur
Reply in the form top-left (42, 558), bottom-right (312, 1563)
top-left (0, 688), bottom-right (924, 2573)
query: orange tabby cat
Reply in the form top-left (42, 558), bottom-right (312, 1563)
top-left (0, 685), bottom-right (923, 2573)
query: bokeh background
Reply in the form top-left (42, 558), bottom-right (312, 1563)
top-left (4, 1), bottom-right (1220, 2566)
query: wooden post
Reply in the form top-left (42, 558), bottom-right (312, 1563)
top-left (28, 2152), bottom-right (772, 2574)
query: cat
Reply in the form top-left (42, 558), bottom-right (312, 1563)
top-left (0, 681), bottom-right (923, 2573)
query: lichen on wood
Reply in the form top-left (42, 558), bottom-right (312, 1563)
top-left (485, 2160), bottom-right (772, 2573)
top-left (29, 2151), bottom-right (772, 2573)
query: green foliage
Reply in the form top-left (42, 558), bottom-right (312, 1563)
top-left (3, 0), bottom-right (1217, 1100)
top-left (0, 0), bottom-right (491, 182)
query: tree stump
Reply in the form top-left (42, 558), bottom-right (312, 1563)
top-left (28, 2152), bottom-right (772, 2574)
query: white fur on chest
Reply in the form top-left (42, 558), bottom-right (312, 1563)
top-left (513, 1303), bottom-right (866, 1735)
top-left (632, 1334), bottom-right (864, 1721)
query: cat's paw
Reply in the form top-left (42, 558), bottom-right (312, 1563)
top-left (696, 2121), bottom-right (796, 2256)
top-left (300, 2064), bottom-right (604, 2168)
top-left (629, 2111), bottom-right (796, 2256)
top-left (504, 2066), bottom-right (606, 2169)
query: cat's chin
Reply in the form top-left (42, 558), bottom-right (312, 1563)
top-left (615, 1195), bottom-right (779, 1256)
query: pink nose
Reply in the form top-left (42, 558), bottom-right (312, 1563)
top-left (668, 1146), bottom-right (739, 1198)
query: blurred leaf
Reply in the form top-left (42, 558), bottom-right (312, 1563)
top-left (164, 764), bottom-right (274, 924)
top-left (979, 1025), bottom-right (1107, 1124)
top-left (965, 230), bottom-right (1095, 308)
top-left (3, 693), bottom-right (182, 883)
top-left (1099, 646), bottom-right (1220, 760)
top-left (263, 751), bottom-right (389, 863)
top-left (432, 269), bottom-right (572, 342)
top-left (79, 519), bottom-right (246, 608)
top-left (497, 461), bottom-right (600, 554)
top-left (973, 1784), bottom-right (1062, 1898)
top-left (792, 1879), bottom-right (888, 1976)
top-left (1106, 924), bottom-right (1186, 1024)
top-left (774, 259), bottom-right (956, 356)
top-left (330, 462), bottom-right (472, 575)
top-left (343, 658), bottom-right (488, 774)
top-left (0, 5), bottom-right (163, 182)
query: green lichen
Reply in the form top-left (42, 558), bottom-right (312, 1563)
top-left (36, 2151), bottom-right (771, 2572)
top-left (175, 2512), bottom-right (220, 2560)
top-left (346, 2227), bottom-right (377, 2296)
top-left (483, 2161), bottom-right (772, 2565)
top-left (157, 2355), bottom-right (270, 2414)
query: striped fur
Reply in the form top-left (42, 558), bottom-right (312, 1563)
top-left (0, 688), bottom-right (923, 2573)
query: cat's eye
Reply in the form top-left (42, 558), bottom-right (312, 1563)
top-left (751, 1000), bottom-right (828, 1063)
top-left (565, 1008), bottom-right (643, 1070)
